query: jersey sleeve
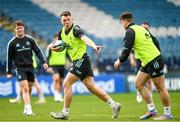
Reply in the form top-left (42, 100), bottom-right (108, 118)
top-left (6, 41), bottom-right (14, 74)
top-left (73, 25), bottom-right (84, 39)
top-left (149, 32), bottom-right (161, 52)
top-left (45, 47), bottom-right (51, 64)
top-left (118, 28), bottom-right (135, 63)
top-left (29, 37), bottom-right (47, 64)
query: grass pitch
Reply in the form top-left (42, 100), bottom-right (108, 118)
top-left (0, 92), bottom-right (180, 122)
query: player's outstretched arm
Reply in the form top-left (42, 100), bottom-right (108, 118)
top-left (81, 35), bottom-right (102, 54)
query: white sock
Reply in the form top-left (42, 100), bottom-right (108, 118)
top-left (164, 106), bottom-right (171, 115)
top-left (62, 108), bottom-right (69, 114)
top-left (39, 94), bottom-right (45, 100)
top-left (107, 99), bottom-right (115, 109)
top-left (59, 93), bottom-right (63, 98)
top-left (147, 103), bottom-right (155, 111)
top-left (25, 104), bottom-right (31, 109)
top-left (54, 90), bottom-right (59, 97)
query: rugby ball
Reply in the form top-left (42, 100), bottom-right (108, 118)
top-left (53, 40), bottom-right (66, 52)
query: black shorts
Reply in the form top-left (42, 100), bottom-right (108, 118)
top-left (15, 67), bottom-right (35, 82)
top-left (70, 53), bottom-right (94, 81)
top-left (51, 65), bottom-right (65, 78)
top-left (140, 55), bottom-right (164, 78)
top-left (135, 59), bottom-right (141, 74)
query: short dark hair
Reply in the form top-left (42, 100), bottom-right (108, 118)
top-left (142, 22), bottom-right (150, 26)
top-left (13, 20), bottom-right (25, 28)
top-left (60, 11), bottom-right (71, 17)
top-left (120, 12), bottom-right (133, 22)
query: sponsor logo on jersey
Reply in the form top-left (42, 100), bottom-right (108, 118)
top-left (152, 72), bottom-right (157, 76)
top-left (16, 43), bottom-right (20, 47)
top-left (26, 41), bottom-right (30, 45)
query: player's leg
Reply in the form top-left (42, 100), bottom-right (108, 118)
top-left (135, 59), bottom-right (143, 103)
top-left (63, 72), bottom-right (78, 108)
top-left (152, 75), bottom-right (173, 120)
top-left (22, 70), bottom-right (35, 116)
top-left (58, 68), bottom-right (65, 102)
top-left (82, 76), bottom-right (121, 119)
top-left (53, 67), bottom-right (64, 102)
top-left (135, 71), bottom-right (152, 103)
top-left (20, 80), bottom-right (34, 115)
top-left (58, 77), bottom-right (64, 101)
top-left (146, 56), bottom-right (172, 120)
top-left (53, 72), bottom-right (63, 102)
top-left (33, 78), bottom-right (46, 104)
top-left (146, 79), bottom-right (153, 97)
top-left (136, 90), bottom-right (142, 103)
top-left (135, 71), bottom-right (157, 120)
top-left (137, 78), bottom-right (153, 103)
top-left (28, 82), bottom-right (33, 96)
top-left (20, 80), bottom-right (30, 104)
top-left (50, 72), bottom-right (78, 120)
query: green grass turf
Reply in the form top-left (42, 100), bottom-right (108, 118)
top-left (0, 92), bottom-right (179, 122)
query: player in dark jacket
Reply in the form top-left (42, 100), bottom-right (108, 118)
top-left (6, 20), bottom-right (48, 116)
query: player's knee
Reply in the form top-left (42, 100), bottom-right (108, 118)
top-left (155, 85), bottom-right (164, 93)
top-left (85, 84), bottom-right (94, 93)
top-left (53, 75), bottom-right (59, 81)
top-left (135, 82), bottom-right (143, 91)
top-left (63, 82), bottom-right (71, 90)
top-left (22, 86), bottom-right (29, 93)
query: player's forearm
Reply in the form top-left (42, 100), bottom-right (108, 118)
top-left (129, 53), bottom-right (135, 64)
top-left (81, 35), bottom-right (96, 49)
top-left (119, 49), bottom-right (130, 63)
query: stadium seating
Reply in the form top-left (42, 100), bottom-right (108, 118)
top-left (82, 0), bottom-right (180, 26)
top-left (0, 27), bottom-right (13, 74)
top-left (0, 0), bottom-right (60, 42)
top-left (0, 28), bottom-right (13, 61)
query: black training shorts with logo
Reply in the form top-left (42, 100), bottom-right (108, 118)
top-left (15, 66), bottom-right (35, 82)
top-left (140, 55), bottom-right (164, 78)
top-left (70, 53), bottom-right (94, 81)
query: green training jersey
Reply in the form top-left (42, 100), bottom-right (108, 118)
top-left (130, 25), bottom-right (160, 66)
top-left (49, 49), bottom-right (66, 65)
top-left (61, 25), bottom-right (86, 61)
top-left (32, 54), bottom-right (37, 68)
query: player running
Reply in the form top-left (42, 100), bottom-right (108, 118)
top-left (114, 12), bottom-right (173, 120)
top-left (48, 11), bottom-right (121, 120)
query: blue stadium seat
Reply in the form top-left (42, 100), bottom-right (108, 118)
top-left (0, 0), bottom-right (60, 42)
top-left (0, 28), bottom-right (13, 63)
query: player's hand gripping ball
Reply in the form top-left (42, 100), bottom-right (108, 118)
top-left (51, 40), bottom-right (66, 52)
